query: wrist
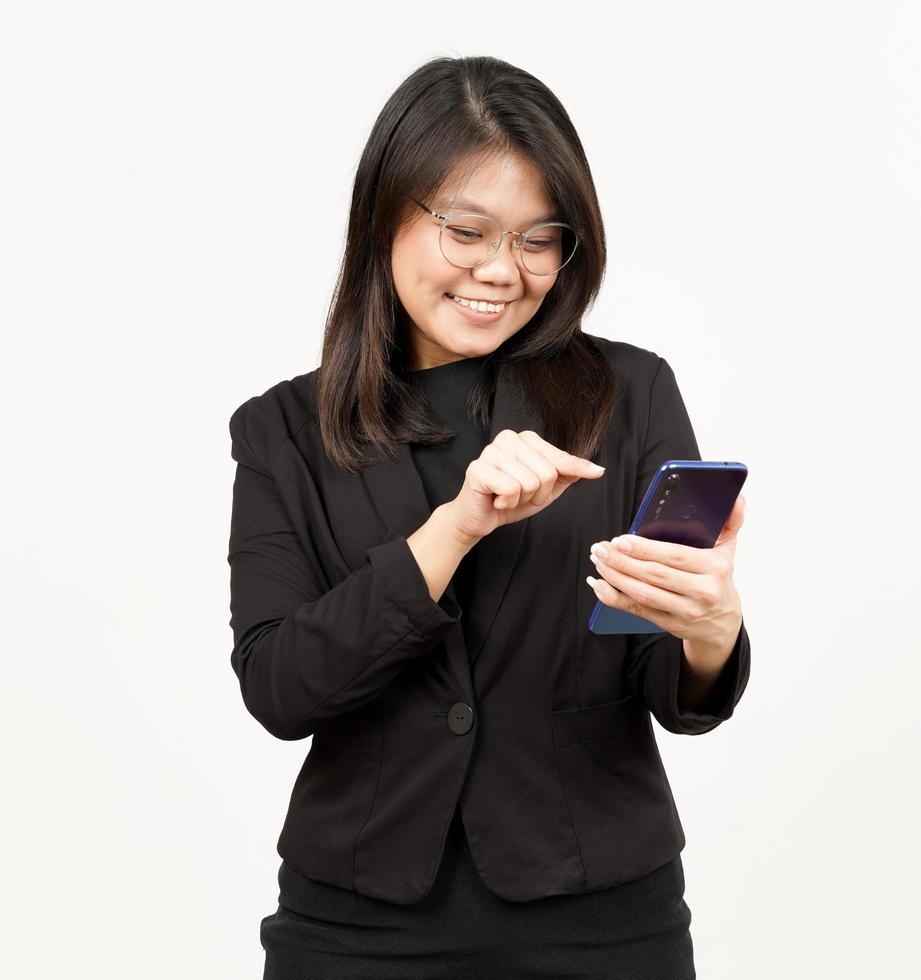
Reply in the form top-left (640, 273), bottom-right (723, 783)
top-left (682, 613), bottom-right (743, 669)
top-left (436, 501), bottom-right (481, 552)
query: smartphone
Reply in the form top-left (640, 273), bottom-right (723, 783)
top-left (588, 460), bottom-right (748, 635)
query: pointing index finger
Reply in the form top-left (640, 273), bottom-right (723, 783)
top-left (517, 430), bottom-right (602, 477)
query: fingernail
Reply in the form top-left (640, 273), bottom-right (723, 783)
top-left (588, 462), bottom-right (605, 473)
top-left (586, 575), bottom-right (600, 589)
top-left (590, 542), bottom-right (609, 560)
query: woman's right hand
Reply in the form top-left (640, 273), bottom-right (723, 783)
top-left (445, 429), bottom-right (606, 547)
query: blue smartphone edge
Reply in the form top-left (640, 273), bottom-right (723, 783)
top-left (587, 460), bottom-right (748, 635)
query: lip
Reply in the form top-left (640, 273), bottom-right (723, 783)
top-left (444, 293), bottom-right (513, 324)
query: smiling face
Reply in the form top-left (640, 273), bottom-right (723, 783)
top-left (391, 151), bottom-right (561, 371)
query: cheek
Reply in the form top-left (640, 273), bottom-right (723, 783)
top-left (531, 276), bottom-right (557, 304)
top-left (411, 247), bottom-right (450, 293)
top-left (393, 226), bottom-right (440, 275)
top-left (521, 283), bottom-right (552, 308)
top-left (393, 252), bottom-right (442, 305)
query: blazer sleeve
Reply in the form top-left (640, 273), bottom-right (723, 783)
top-left (624, 356), bottom-right (752, 736)
top-left (227, 416), bottom-right (462, 741)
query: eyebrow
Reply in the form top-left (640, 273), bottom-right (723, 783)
top-left (436, 197), bottom-right (561, 225)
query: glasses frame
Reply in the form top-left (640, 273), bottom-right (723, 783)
top-left (409, 196), bottom-right (580, 276)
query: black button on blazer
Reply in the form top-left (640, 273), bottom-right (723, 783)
top-left (226, 333), bottom-right (751, 906)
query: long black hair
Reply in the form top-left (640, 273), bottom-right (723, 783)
top-left (316, 54), bottom-right (619, 474)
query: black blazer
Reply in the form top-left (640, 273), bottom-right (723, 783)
top-left (227, 333), bottom-right (751, 905)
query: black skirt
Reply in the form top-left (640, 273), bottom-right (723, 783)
top-left (259, 807), bottom-right (696, 980)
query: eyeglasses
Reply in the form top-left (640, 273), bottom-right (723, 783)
top-left (409, 196), bottom-right (580, 276)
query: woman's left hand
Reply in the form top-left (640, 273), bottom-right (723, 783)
top-left (587, 493), bottom-right (745, 649)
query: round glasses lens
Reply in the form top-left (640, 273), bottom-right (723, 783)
top-left (439, 213), bottom-right (578, 275)
top-left (440, 213), bottom-right (502, 269)
top-left (520, 223), bottom-right (579, 276)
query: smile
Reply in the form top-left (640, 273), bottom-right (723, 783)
top-left (445, 293), bottom-right (511, 320)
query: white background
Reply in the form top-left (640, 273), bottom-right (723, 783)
top-left (3, 1), bottom-right (919, 977)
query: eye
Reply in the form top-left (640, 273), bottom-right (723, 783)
top-left (523, 237), bottom-right (560, 251)
top-left (442, 213), bottom-right (493, 243)
top-left (447, 227), bottom-right (484, 241)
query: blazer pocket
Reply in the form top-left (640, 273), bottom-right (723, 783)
top-left (551, 692), bottom-right (643, 747)
top-left (550, 693), bottom-right (685, 890)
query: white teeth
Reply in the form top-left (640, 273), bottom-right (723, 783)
top-left (447, 294), bottom-right (505, 313)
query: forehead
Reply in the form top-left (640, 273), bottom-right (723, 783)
top-left (434, 153), bottom-right (560, 225)
top-left (435, 196), bottom-right (561, 226)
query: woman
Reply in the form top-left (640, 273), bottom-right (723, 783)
top-left (228, 54), bottom-right (751, 980)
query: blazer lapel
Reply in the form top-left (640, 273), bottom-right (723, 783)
top-left (360, 364), bottom-right (542, 669)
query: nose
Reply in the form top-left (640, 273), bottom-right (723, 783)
top-left (473, 232), bottom-right (524, 284)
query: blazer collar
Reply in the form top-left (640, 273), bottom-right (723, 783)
top-left (360, 363), bottom-right (541, 667)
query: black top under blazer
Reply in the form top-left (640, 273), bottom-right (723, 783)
top-left (226, 332), bottom-right (752, 906)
